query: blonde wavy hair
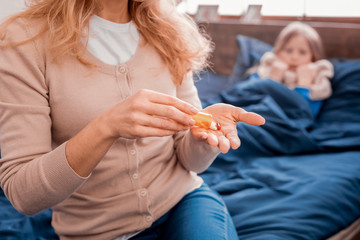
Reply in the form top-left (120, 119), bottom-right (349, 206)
top-left (0, 0), bottom-right (213, 85)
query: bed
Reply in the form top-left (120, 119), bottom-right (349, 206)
top-left (1, 20), bottom-right (360, 240)
top-left (194, 20), bottom-right (360, 240)
top-left (196, 59), bottom-right (360, 239)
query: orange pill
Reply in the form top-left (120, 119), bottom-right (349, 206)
top-left (191, 112), bottom-right (218, 130)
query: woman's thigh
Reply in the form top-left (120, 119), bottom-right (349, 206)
top-left (161, 184), bottom-right (238, 240)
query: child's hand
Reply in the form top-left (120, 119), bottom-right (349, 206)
top-left (190, 103), bottom-right (265, 153)
top-left (296, 63), bottom-right (317, 87)
top-left (270, 59), bottom-right (288, 82)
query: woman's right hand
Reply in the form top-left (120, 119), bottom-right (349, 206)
top-left (66, 89), bottom-right (199, 177)
top-left (100, 89), bottom-right (199, 139)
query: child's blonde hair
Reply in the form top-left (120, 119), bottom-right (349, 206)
top-left (273, 21), bottom-right (325, 62)
top-left (0, 0), bottom-right (213, 85)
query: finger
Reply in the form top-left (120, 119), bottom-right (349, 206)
top-left (226, 131), bottom-right (241, 149)
top-left (144, 90), bottom-right (199, 115)
top-left (148, 116), bottom-right (190, 131)
top-left (133, 125), bottom-right (176, 138)
top-left (144, 103), bottom-right (196, 127)
top-left (218, 135), bottom-right (230, 153)
top-left (206, 133), bottom-right (218, 147)
top-left (234, 109), bottom-right (265, 126)
top-left (126, 111), bottom-right (189, 132)
top-left (190, 127), bottom-right (208, 142)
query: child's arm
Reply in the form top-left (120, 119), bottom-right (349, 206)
top-left (308, 60), bottom-right (334, 100)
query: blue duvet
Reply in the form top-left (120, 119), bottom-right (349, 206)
top-left (199, 59), bottom-right (360, 239)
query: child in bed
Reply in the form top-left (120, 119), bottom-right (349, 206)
top-left (257, 21), bottom-right (334, 117)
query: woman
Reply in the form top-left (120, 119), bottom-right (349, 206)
top-left (0, 0), bottom-right (265, 239)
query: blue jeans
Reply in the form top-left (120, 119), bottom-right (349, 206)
top-left (130, 184), bottom-right (238, 240)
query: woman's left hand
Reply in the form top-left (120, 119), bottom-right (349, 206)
top-left (190, 103), bottom-right (265, 153)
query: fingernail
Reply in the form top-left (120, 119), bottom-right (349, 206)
top-left (189, 118), bottom-right (196, 126)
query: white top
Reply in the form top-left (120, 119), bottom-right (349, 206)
top-left (87, 15), bottom-right (140, 65)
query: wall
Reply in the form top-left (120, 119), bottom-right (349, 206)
top-left (200, 19), bottom-right (360, 75)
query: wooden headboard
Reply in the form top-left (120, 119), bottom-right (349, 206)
top-left (200, 20), bottom-right (360, 75)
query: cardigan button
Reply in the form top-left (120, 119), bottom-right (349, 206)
top-left (118, 66), bottom-right (126, 73)
top-left (132, 173), bottom-right (139, 179)
top-left (146, 215), bottom-right (153, 222)
top-left (140, 189), bottom-right (147, 197)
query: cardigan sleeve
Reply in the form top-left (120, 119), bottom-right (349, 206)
top-left (172, 72), bottom-right (220, 173)
top-left (0, 19), bottom-right (88, 216)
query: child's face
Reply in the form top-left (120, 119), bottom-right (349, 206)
top-left (278, 34), bottom-right (312, 70)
